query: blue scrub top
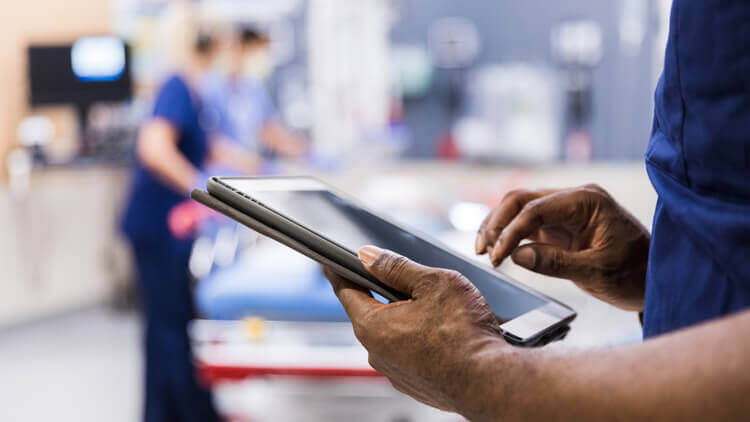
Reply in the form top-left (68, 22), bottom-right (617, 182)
top-left (643, 0), bottom-right (750, 337)
top-left (199, 72), bottom-right (275, 151)
top-left (122, 75), bottom-right (209, 242)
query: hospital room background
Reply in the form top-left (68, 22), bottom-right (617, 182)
top-left (0, 0), bottom-right (671, 421)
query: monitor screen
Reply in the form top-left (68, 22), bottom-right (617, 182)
top-left (28, 37), bottom-right (132, 106)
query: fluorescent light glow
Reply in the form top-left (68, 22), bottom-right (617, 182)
top-left (71, 36), bottom-right (126, 82)
top-left (448, 202), bottom-right (490, 232)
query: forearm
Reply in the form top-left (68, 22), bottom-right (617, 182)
top-left (463, 310), bottom-right (750, 421)
top-left (141, 146), bottom-right (198, 195)
top-left (208, 138), bottom-right (261, 174)
top-left (137, 121), bottom-right (199, 195)
top-left (260, 122), bottom-right (307, 158)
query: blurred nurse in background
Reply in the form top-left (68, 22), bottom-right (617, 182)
top-left (120, 4), bottom-right (255, 421)
top-left (201, 26), bottom-right (308, 162)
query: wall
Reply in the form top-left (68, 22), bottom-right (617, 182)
top-left (0, 0), bottom-right (112, 181)
top-left (308, 0), bottom-right (390, 156)
top-left (391, 0), bottom-right (657, 160)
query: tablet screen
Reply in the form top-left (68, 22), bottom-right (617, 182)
top-left (225, 179), bottom-right (548, 320)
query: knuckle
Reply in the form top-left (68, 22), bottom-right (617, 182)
top-left (434, 269), bottom-right (477, 304)
top-left (570, 188), bottom-right (597, 207)
top-left (485, 227), bottom-right (500, 241)
top-left (522, 198), bottom-right (542, 213)
top-left (504, 188), bottom-right (527, 201)
top-left (520, 199), bottom-right (544, 222)
top-left (505, 189), bottom-right (532, 207)
top-left (581, 184), bottom-right (612, 203)
top-left (443, 269), bottom-right (466, 285)
top-left (582, 183), bottom-right (604, 193)
top-left (538, 248), bottom-right (578, 279)
top-left (545, 249), bottom-right (566, 275)
top-left (415, 270), bottom-right (442, 292)
top-left (382, 255), bottom-right (410, 280)
top-left (576, 187), bottom-right (613, 215)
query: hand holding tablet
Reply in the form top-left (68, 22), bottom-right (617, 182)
top-left (192, 176), bottom-right (576, 347)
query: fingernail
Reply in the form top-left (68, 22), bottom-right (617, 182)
top-left (358, 245), bottom-right (382, 266)
top-left (490, 240), bottom-right (502, 262)
top-left (475, 236), bottom-right (486, 254)
top-left (512, 247), bottom-right (537, 269)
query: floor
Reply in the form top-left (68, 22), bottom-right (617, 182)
top-left (0, 277), bottom-right (642, 422)
top-left (0, 307), bottom-right (142, 422)
top-left (0, 307), bottom-right (457, 422)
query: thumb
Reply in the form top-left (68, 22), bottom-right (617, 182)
top-left (358, 245), bottom-right (431, 297)
top-left (511, 244), bottom-right (589, 281)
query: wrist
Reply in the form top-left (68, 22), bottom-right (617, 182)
top-left (450, 336), bottom-right (533, 421)
top-left (189, 171), bottom-right (208, 193)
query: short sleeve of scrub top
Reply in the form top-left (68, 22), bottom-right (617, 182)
top-left (120, 75), bottom-right (208, 242)
top-left (153, 77), bottom-right (194, 137)
top-left (249, 81), bottom-right (275, 124)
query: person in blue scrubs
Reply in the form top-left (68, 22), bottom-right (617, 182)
top-left (121, 28), bottom-right (256, 421)
top-left (200, 26), bottom-right (308, 161)
top-left (320, 1), bottom-right (750, 419)
top-left (121, 38), bottom-right (218, 421)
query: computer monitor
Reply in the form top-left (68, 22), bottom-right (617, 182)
top-left (28, 36), bottom-right (132, 107)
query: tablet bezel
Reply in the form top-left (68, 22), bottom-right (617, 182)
top-left (206, 176), bottom-right (576, 346)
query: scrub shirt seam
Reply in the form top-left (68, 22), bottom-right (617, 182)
top-left (647, 155), bottom-right (750, 206)
top-left (674, 1), bottom-right (692, 188)
top-left (645, 157), bottom-right (686, 188)
top-left (646, 159), bottom-right (745, 290)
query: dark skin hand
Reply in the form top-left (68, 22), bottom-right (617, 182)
top-left (323, 247), bottom-right (509, 417)
top-left (324, 186), bottom-right (750, 421)
top-left (475, 184), bottom-right (650, 311)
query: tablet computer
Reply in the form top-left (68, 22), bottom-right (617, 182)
top-left (197, 176), bottom-right (576, 347)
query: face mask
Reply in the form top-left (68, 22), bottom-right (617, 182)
top-left (212, 50), bottom-right (235, 76)
top-left (243, 50), bottom-right (273, 80)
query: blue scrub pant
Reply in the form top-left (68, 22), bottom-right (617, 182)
top-left (130, 238), bottom-right (219, 422)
